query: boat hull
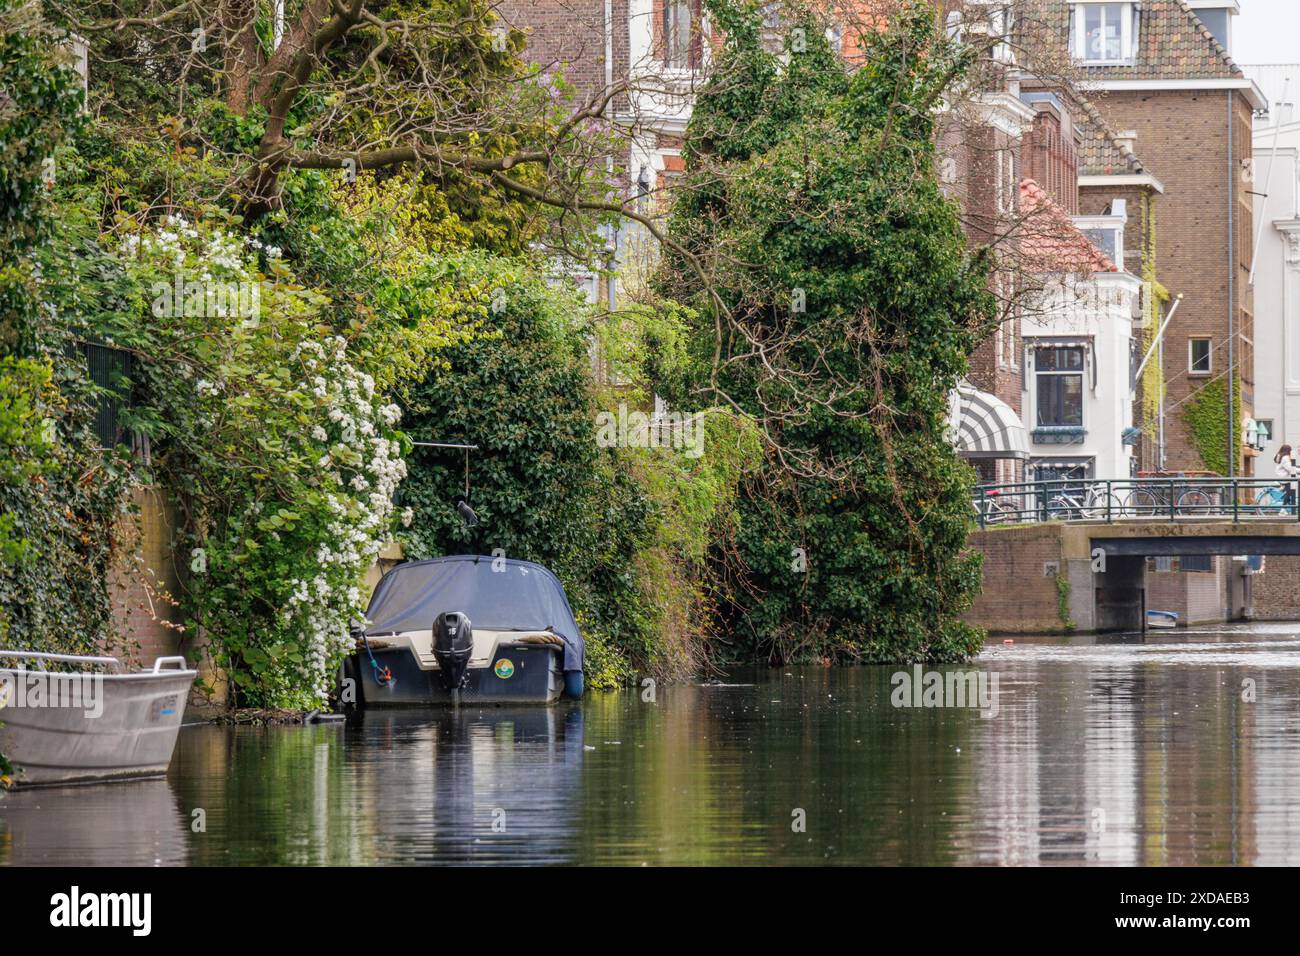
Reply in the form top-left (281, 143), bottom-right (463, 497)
top-left (352, 643), bottom-right (564, 706)
top-left (0, 669), bottom-right (196, 787)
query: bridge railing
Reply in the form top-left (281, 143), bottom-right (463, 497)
top-left (971, 476), bottom-right (1300, 529)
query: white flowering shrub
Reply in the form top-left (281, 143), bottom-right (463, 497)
top-left (118, 215), bottom-right (409, 707)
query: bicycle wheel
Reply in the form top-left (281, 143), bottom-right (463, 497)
top-left (993, 498), bottom-right (1023, 524)
top-left (1176, 490), bottom-right (1213, 516)
top-left (1254, 488), bottom-right (1286, 514)
top-left (1047, 495), bottom-right (1076, 521)
top-left (1081, 494), bottom-right (1124, 520)
top-left (1124, 489), bottom-right (1159, 517)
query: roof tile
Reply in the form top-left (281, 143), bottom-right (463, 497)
top-left (1019, 178), bottom-right (1119, 274)
top-left (1033, 0), bottom-right (1243, 81)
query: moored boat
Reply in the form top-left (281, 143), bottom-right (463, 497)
top-left (0, 651), bottom-right (196, 788)
top-left (346, 555), bottom-right (585, 707)
top-left (1146, 610), bottom-right (1179, 629)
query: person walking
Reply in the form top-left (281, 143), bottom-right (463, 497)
top-left (1275, 444), bottom-right (1299, 508)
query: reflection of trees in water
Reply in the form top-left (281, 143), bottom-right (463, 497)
top-left (171, 724), bottom-right (366, 865)
top-left (16, 655), bottom-right (1298, 866)
top-left (573, 667), bottom-right (981, 865)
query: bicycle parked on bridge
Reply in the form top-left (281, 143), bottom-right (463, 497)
top-left (1045, 481), bottom-right (1127, 520)
top-left (1118, 483), bottom-right (1215, 518)
top-left (974, 474), bottom-right (1300, 526)
top-left (972, 488), bottom-right (1021, 525)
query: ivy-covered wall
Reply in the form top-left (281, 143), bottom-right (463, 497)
top-left (1183, 374), bottom-right (1242, 477)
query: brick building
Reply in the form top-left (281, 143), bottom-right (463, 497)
top-left (499, 1), bottom-right (1256, 483)
top-left (1030, 1), bottom-right (1264, 476)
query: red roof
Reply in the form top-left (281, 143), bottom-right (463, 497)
top-left (1018, 178), bottom-right (1117, 274)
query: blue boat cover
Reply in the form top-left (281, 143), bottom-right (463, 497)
top-left (364, 556), bottom-right (584, 673)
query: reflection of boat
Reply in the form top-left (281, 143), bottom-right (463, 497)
top-left (347, 556), bottom-right (584, 707)
top-left (0, 651), bottom-right (196, 788)
top-left (0, 778), bottom-right (188, 865)
top-left (1147, 610), bottom-right (1179, 629)
top-left (354, 707), bottom-right (587, 863)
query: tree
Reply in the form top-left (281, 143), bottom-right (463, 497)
top-left (397, 254), bottom-right (661, 685)
top-left (47, 0), bottom-right (644, 249)
top-left (658, 0), bottom-right (997, 663)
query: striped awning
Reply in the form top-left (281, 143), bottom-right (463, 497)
top-left (948, 384), bottom-right (1030, 461)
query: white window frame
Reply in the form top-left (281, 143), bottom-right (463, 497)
top-left (966, 1), bottom-right (1016, 64)
top-left (1032, 344), bottom-right (1088, 430)
top-left (1188, 337), bottom-right (1213, 376)
top-left (1071, 2), bottom-right (1138, 66)
top-left (663, 0), bottom-right (695, 70)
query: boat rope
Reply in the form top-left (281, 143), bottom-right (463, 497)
top-left (359, 633), bottom-right (393, 685)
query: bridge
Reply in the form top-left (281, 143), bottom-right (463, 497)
top-left (973, 476), bottom-right (1300, 529)
top-left (968, 477), bottom-right (1300, 633)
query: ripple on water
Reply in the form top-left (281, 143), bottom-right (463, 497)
top-left (3, 624), bottom-right (1300, 865)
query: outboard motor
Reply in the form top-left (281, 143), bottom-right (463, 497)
top-left (432, 611), bottom-right (473, 691)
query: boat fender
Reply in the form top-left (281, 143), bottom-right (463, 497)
top-left (563, 670), bottom-right (584, 699)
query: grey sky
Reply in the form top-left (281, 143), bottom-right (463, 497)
top-left (1234, 0), bottom-right (1300, 64)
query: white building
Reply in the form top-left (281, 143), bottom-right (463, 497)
top-left (1248, 64), bottom-right (1300, 463)
top-left (1018, 179), bottom-right (1142, 483)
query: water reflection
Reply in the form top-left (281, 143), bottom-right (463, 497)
top-left (0, 778), bottom-right (186, 865)
top-left (2, 623), bottom-right (1300, 865)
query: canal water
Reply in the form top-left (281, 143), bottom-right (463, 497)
top-left (4, 622), bottom-right (1300, 865)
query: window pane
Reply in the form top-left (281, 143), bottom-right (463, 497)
top-left (1197, 10), bottom-right (1228, 48)
top-left (1060, 375), bottom-right (1083, 424)
top-left (1082, 3), bottom-right (1127, 61)
top-left (1085, 5), bottom-right (1102, 55)
top-left (1102, 4), bottom-right (1123, 59)
top-left (1190, 339), bottom-right (1211, 373)
top-left (1035, 346), bottom-right (1084, 371)
top-left (1083, 227), bottom-right (1118, 262)
top-left (1037, 373), bottom-right (1084, 426)
top-left (666, 1), bottom-right (692, 67)
top-left (1036, 463), bottom-right (1091, 482)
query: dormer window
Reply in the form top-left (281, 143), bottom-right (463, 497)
top-left (1071, 2), bottom-right (1139, 65)
top-left (1185, 2), bottom-right (1238, 54)
top-left (1075, 201), bottom-right (1128, 269)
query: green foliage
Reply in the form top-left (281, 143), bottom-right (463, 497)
top-left (398, 255), bottom-right (662, 684)
top-left (1138, 195), bottom-right (1167, 435)
top-left (661, 0), bottom-right (995, 664)
top-left (0, 356), bottom-right (52, 569)
top-left (1055, 574), bottom-right (1075, 631)
top-left (7, 0), bottom-right (716, 709)
top-left (593, 299), bottom-right (763, 674)
top-left (0, 0), bottom-right (84, 265)
top-left (0, 353), bottom-right (129, 652)
top-left (0, 5), bottom-right (133, 657)
top-left (1183, 375), bottom-right (1241, 477)
top-left (98, 215), bottom-right (419, 708)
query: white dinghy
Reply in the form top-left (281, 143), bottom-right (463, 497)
top-left (0, 650), bottom-right (196, 788)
